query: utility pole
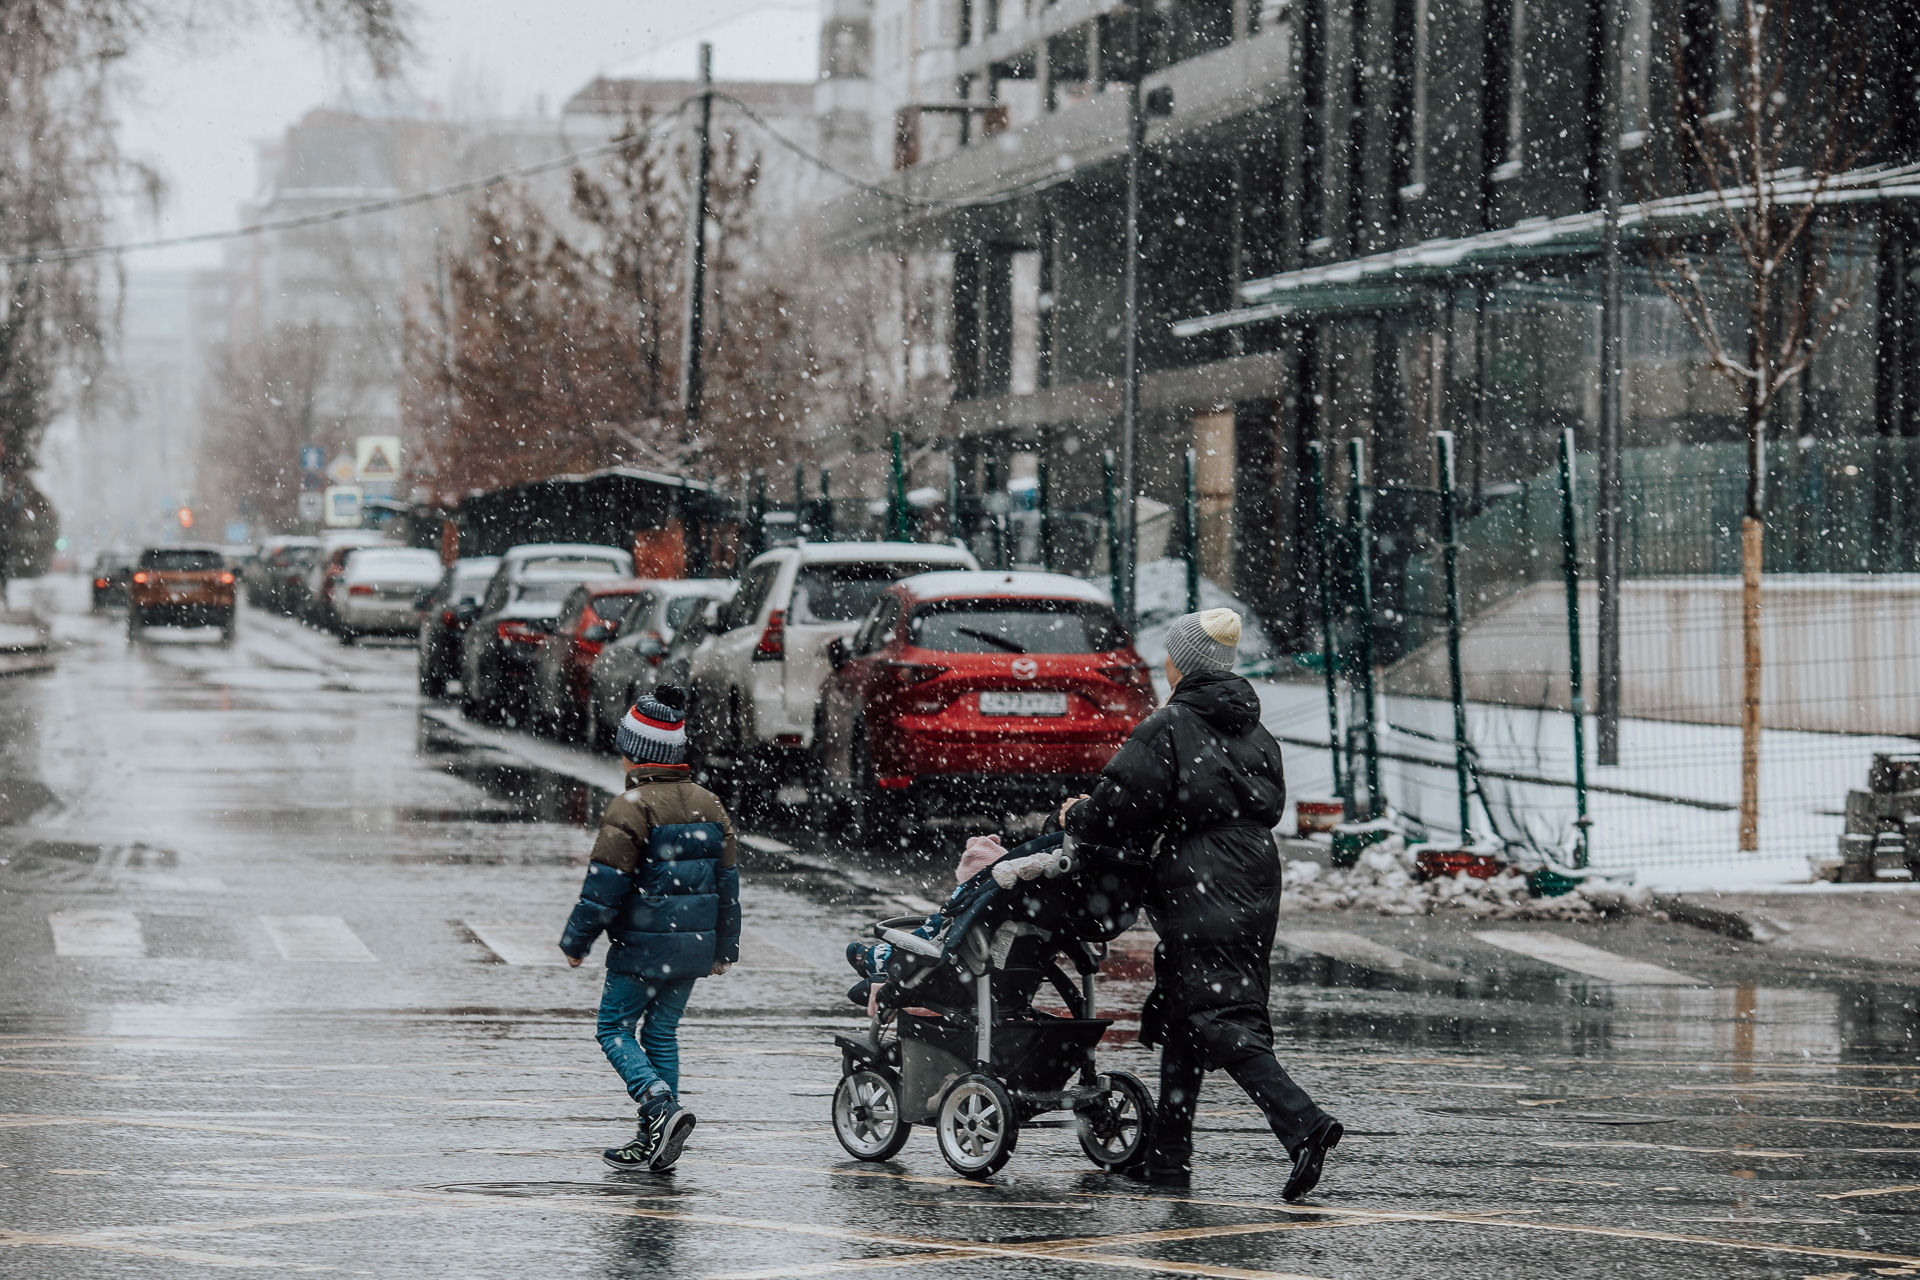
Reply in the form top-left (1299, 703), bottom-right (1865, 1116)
top-left (1595, 0), bottom-right (1624, 766)
top-left (1117, 0), bottom-right (1146, 626)
top-left (681, 43), bottom-right (714, 435)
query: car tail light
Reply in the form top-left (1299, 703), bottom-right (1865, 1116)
top-left (497, 619), bottom-right (546, 644)
top-left (1100, 663), bottom-right (1152, 690)
top-left (132, 572), bottom-right (148, 584)
top-left (879, 659), bottom-right (947, 686)
top-left (219, 572), bottom-right (235, 585)
top-left (752, 609), bottom-right (786, 662)
top-left (441, 609), bottom-right (457, 626)
top-left (94, 578), bottom-right (107, 588)
top-left (347, 584), bottom-right (374, 596)
top-left (876, 776), bottom-right (913, 790)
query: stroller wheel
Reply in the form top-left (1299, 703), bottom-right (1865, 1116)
top-left (832, 1068), bottom-right (911, 1161)
top-left (1077, 1070), bottom-right (1153, 1171)
top-left (935, 1073), bottom-right (1018, 1179)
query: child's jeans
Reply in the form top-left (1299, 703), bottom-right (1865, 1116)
top-left (595, 973), bottom-right (696, 1103)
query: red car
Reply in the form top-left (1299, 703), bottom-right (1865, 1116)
top-left (532, 579), bottom-right (643, 741)
top-left (815, 570), bottom-right (1156, 840)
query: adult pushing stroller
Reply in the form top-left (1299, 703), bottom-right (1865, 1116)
top-left (829, 831), bottom-right (1154, 1178)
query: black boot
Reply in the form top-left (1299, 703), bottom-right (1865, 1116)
top-left (1281, 1117), bottom-right (1342, 1202)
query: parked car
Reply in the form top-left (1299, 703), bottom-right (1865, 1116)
top-left (459, 543), bottom-right (635, 725)
top-left (246, 536), bottom-right (320, 611)
top-left (531, 579), bottom-right (645, 740)
top-left (416, 556), bottom-right (502, 697)
top-left (815, 570), bottom-right (1155, 841)
top-left (302, 533), bottom-right (393, 631)
top-left (587, 579), bottom-right (736, 750)
top-left (687, 540), bottom-right (978, 805)
top-left (89, 549), bottom-right (137, 611)
top-left (334, 546), bottom-right (446, 645)
top-left (127, 546), bottom-right (238, 644)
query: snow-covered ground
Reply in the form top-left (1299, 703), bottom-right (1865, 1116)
top-left (1251, 676), bottom-right (1913, 891)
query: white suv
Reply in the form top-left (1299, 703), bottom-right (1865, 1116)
top-left (688, 541), bottom-right (977, 798)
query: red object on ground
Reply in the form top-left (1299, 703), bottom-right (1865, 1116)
top-left (1295, 798), bottom-right (1344, 835)
top-left (1414, 848), bottom-right (1506, 881)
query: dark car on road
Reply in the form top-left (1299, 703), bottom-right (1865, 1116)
top-left (458, 544), bottom-right (633, 725)
top-left (531, 579), bottom-right (644, 741)
top-left (127, 546), bottom-right (238, 644)
top-left (89, 550), bottom-right (136, 611)
top-left (416, 556), bottom-right (501, 697)
top-left (814, 570), bottom-right (1155, 841)
top-left (246, 537), bottom-right (321, 612)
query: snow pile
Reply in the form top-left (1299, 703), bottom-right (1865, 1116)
top-left (1131, 559), bottom-right (1276, 675)
top-left (1281, 844), bottom-right (1654, 919)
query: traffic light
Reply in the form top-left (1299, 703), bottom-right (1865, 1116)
top-left (177, 507), bottom-right (193, 529)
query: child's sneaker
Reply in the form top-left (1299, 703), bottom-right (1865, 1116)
top-left (646, 1097), bottom-right (697, 1171)
top-left (602, 1105), bottom-right (660, 1172)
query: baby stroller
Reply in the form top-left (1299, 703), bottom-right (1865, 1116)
top-left (829, 831), bottom-right (1154, 1178)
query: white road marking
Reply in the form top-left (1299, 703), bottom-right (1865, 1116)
top-left (462, 921), bottom-right (566, 966)
top-left (48, 911), bottom-right (145, 958)
top-left (1280, 930), bottom-right (1459, 980)
top-left (259, 916), bottom-right (376, 963)
top-left (738, 927), bottom-right (821, 972)
top-left (1473, 930), bottom-right (1704, 985)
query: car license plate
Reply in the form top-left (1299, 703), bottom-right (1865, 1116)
top-left (980, 691), bottom-right (1067, 717)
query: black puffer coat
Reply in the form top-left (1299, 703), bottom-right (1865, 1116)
top-left (1064, 667), bottom-right (1287, 1068)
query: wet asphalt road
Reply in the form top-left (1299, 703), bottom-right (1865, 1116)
top-left (4, 576), bottom-right (1920, 1279)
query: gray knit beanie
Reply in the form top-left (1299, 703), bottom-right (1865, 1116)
top-left (616, 684), bottom-right (688, 766)
top-left (1164, 608), bottom-right (1242, 676)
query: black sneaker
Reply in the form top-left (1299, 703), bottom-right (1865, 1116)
top-left (601, 1108), bottom-right (660, 1172)
top-left (647, 1098), bottom-right (697, 1171)
top-left (1282, 1117), bottom-right (1343, 1202)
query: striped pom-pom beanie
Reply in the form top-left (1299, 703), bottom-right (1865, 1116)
top-left (617, 684), bottom-right (688, 766)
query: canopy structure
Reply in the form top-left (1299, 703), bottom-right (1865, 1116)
top-left (1172, 163), bottom-right (1920, 336)
top-left (455, 466), bottom-right (722, 575)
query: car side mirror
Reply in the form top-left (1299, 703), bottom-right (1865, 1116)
top-left (454, 601), bottom-right (481, 621)
top-left (413, 589), bottom-right (435, 610)
top-left (828, 637), bottom-right (848, 670)
top-left (582, 624), bottom-right (613, 643)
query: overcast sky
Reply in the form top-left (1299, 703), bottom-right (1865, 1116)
top-left (112, 0), bottom-right (781, 270)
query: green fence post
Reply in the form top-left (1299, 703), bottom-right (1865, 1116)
top-left (1558, 428), bottom-right (1591, 868)
top-left (1183, 447), bottom-right (1201, 613)
top-left (1037, 459), bottom-right (1051, 571)
top-left (1306, 441), bottom-right (1344, 805)
top-left (1104, 449), bottom-right (1122, 612)
top-left (947, 455), bottom-right (961, 549)
top-left (819, 466), bottom-right (833, 542)
top-left (793, 461), bottom-right (806, 539)
top-left (748, 469), bottom-right (767, 559)
top-left (1437, 431), bottom-right (1472, 842)
top-left (1348, 437), bottom-right (1381, 820)
top-left (890, 431), bottom-right (907, 541)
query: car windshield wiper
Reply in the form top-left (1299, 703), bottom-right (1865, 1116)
top-left (956, 626), bottom-right (1026, 653)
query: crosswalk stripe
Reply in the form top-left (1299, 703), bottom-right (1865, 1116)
top-left (463, 921), bottom-right (566, 966)
top-left (48, 911), bottom-right (144, 958)
top-left (1473, 930), bottom-right (1704, 985)
top-left (1280, 929), bottom-right (1459, 980)
top-left (260, 916), bottom-right (376, 962)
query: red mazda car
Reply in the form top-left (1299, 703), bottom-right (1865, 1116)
top-left (815, 570), bottom-right (1156, 840)
top-left (531, 579), bottom-right (643, 741)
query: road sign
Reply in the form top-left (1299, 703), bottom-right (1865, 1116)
top-left (299, 445), bottom-right (325, 472)
top-left (323, 485), bottom-right (363, 528)
top-left (326, 453), bottom-right (355, 486)
top-left (297, 492), bottom-right (324, 524)
top-left (355, 435), bottom-right (401, 483)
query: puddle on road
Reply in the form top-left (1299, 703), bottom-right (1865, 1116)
top-left (430, 1181), bottom-right (706, 1200)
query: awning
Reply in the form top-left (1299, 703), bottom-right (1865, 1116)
top-left (1172, 162), bottom-right (1920, 337)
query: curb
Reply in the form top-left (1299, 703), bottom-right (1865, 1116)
top-left (1653, 894), bottom-right (1793, 943)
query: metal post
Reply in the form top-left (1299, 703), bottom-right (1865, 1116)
top-left (794, 461), bottom-right (806, 538)
top-left (681, 43), bottom-right (713, 431)
top-left (748, 468), bottom-right (767, 559)
top-left (1306, 441), bottom-right (1344, 802)
top-left (1558, 428), bottom-right (1591, 867)
top-left (1037, 458), bottom-right (1052, 571)
top-left (1117, 0), bottom-right (1146, 628)
top-left (947, 454), bottom-right (962, 548)
top-left (1104, 449), bottom-right (1122, 613)
top-left (820, 466), bottom-right (834, 541)
top-left (1437, 431), bottom-right (1471, 841)
top-left (1347, 438), bottom-right (1380, 819)
top-left (1595, 0), bottom-right (1623, 766)
top-left (890, 430), bottom-right (908, 541)
top-left (1183, 447), bottom-right (1201, 613)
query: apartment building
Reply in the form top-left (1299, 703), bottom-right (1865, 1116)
top-left (816, 0), bottom-right (1920, 642)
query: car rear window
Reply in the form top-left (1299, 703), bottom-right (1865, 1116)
top-left (271, 546), bottom-right (318, 568)
top-left (516, 556), bottom-right (626, 578)
top-left (906, 600), bottom-right (1127, 655)
top-left (791, 563), bottom-right (950, 624)
top-left (139, 549), bottom-right (224, 572)
top-left (511, 581), bottom-right (580, 605)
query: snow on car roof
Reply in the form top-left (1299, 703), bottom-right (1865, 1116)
top-left (502, 542), bottom-right (629, 562)
top-left (770, 541), bottom-right (978, 567)
top-left (894, 570), bottom-right (1113, 604)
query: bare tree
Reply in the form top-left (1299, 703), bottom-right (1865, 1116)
top-left (1639, 0), bottom-right (1873, 850)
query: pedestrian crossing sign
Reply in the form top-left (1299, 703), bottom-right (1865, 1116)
top-left (355, 435), bottom-right (402, 483)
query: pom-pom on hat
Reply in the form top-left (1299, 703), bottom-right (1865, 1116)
top-left (1164, 608), bottom-right (1242, 675)
top-left (617, 684), bottom-right (688, 766)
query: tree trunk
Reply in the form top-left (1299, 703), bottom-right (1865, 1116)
top-left (1739, 513), bottom-right (1763, 851)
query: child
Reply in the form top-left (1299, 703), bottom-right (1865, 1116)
top-left (559, 685), bottom-right (740, 1173)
